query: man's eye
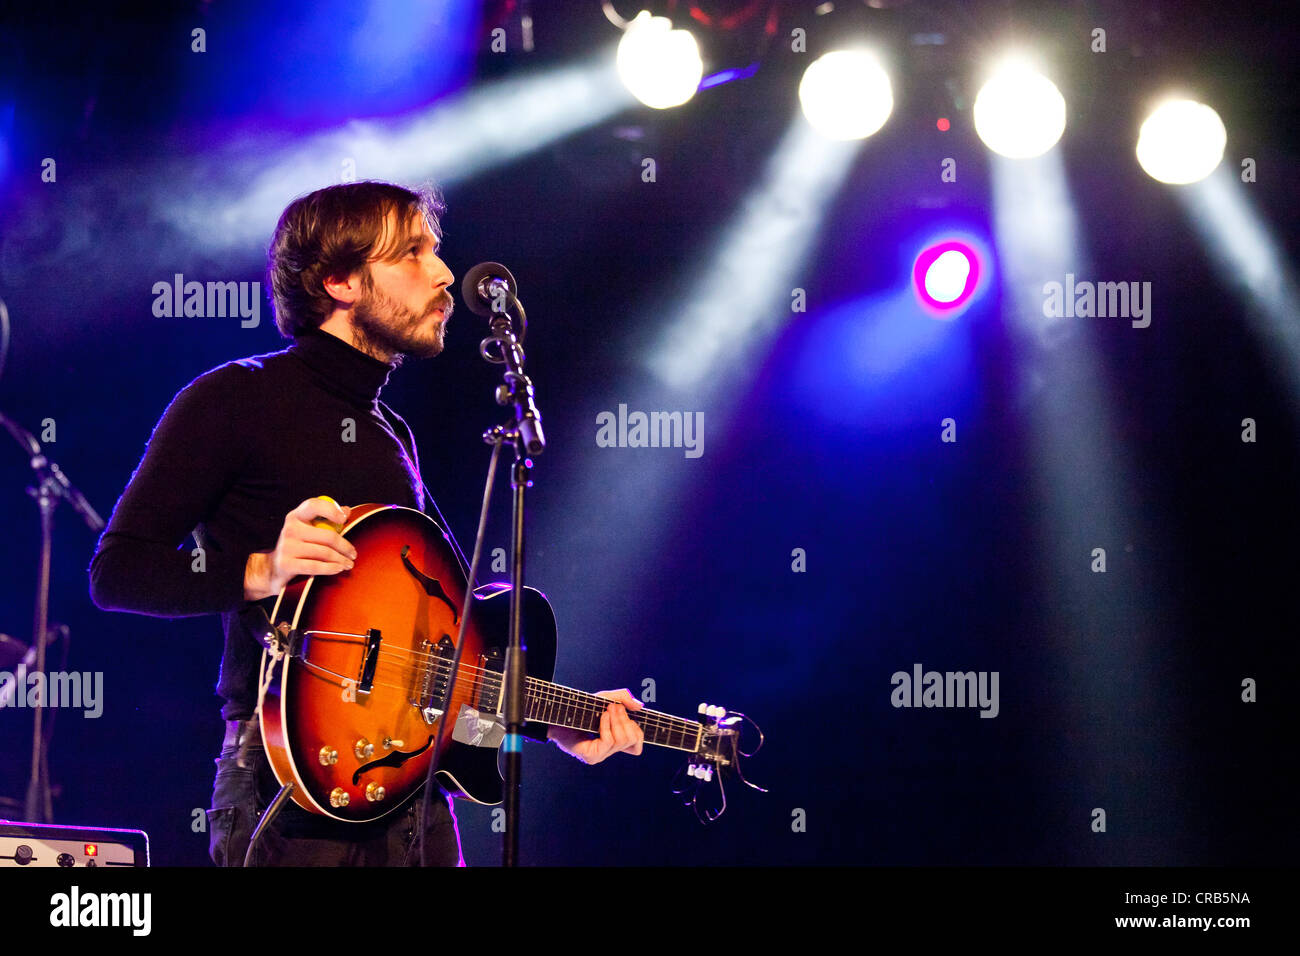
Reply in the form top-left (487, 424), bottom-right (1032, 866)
top-left (408, 246), bottom-right (420, 257)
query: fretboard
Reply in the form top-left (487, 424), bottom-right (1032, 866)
top-left (517, 678), bottom-right (702, 752)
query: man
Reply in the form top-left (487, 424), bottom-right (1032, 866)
top-left (89, 180), bottom-right (643, 866)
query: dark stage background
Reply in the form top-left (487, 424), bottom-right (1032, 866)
top-left (0, 0), bottom-right (1295, 866)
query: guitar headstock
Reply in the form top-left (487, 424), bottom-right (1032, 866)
top-left (672, 702), bottom-right (766, 824)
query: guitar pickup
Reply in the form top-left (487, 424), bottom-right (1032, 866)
top-left (356, 628), bottom-right (382, 696)
top-left (412, 635), bottom-right (455, 724)
top-left (475, 646), bottom-right (504, 715)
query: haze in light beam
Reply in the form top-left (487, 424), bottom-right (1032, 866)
top-left (158, 52), bottom-right (634, 252)
top-left (645, 122), bottom-right (859, 393)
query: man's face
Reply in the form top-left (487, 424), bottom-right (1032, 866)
top-left (351, 209), bottom-right (455, 363)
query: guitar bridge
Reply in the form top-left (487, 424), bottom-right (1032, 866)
top-left (412, 635), bottom-right (455, 724)
top-left (356, 628), bottom-right (382, 697)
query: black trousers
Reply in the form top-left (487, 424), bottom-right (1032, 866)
top-left (206, 740), bottom-right (462, 866)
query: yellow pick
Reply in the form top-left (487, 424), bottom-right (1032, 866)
top-left (311, 495), bottom-right (346, 533)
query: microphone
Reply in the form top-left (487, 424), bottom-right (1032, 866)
top-left (461, 261), bottom-right (543, 453)
top-left (461, 261), bottom-right (522, 318)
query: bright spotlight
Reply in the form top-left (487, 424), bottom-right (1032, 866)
top-left (617, 11), bottom-right (703, 109)
top-left (1136, 99), bottom-right (1226, 185)
top-left (912, 239), bottom-right (983, 315)
top-left (926, 251), bottom-right (970, 302)
top-left (798, 50), bottom-right (894, 140)
top-left (973, 60), bottom-right (1067, 158)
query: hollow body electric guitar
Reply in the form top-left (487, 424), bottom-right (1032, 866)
top-left (257, 504), bottom-right (762, 823)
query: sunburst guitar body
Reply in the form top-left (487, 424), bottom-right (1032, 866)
top-left (257, 504), bottom-right (750, 823)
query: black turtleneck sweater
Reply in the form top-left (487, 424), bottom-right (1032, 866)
top-left (89, 329), bottom-right (426, 720)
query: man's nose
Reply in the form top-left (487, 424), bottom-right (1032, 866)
top-left (431, 256), bottom-right (454, 291)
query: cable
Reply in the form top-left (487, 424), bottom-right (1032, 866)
top-left (419, 437), bottom-right (504, 865)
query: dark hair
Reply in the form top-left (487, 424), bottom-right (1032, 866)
top-left (267, 181), bottom-right (445, 337)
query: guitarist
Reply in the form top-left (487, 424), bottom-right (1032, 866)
top-left (89, 181), bottom-right (644, 865)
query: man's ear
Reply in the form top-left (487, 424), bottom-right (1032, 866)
top-left (322, 270), bottom-right (364, 307)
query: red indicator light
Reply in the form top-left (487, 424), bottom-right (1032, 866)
top-left (936, 118), bottom-right (950, 131)
top-left (84, 844), bottom-right (98, 857)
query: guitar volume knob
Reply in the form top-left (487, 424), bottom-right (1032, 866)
top-left (354, 738), bottom-right (374, 759)
top-left (319, 746), bottom-right (338, 766)
top-left (365, 782), bottom-right (387, 802)
top-left (329, 788), bottom-right (350, 808)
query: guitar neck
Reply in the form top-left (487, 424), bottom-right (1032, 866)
top-left (521, 677), bottom-right (703, 753)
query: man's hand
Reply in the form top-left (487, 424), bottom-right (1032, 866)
top-left (243, 497), bottom-right (356, 601)
top-left (548, 688), bottom-right (644, 764)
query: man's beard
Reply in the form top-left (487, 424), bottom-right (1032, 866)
top-left (351, 275), bottom-right (453, 366)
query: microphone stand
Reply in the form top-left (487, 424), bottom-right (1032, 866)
top-left (0, 412), bottom-right (105, 823)
top-left (478, 284), bottom-right (544, 867)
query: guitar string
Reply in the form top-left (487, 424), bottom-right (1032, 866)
top-left (376, 649), bottom-right (699, 729)
top-left (293, 653), bottom-right (701, 742)
top-left (390, 661), bottom-right (702, 737)
top-left (366, 661), bottom-right (701, 741)
top-left (306, 629), bottom-right (670, 733)
top-left (311, 635), bottom-right (703, 734)
top-left (380, 645), bottom-right (708, 734)
top-left (285, 628), bottom-right (705, 738)
top-left (304, 646), bottom-right (702, 734)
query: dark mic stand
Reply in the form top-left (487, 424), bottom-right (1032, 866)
top-left (0, 412), bottom-right (105, 824)
top-left (461, 262), bottom-right (545, 866)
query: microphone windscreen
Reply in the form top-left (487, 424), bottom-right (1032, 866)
top-left (461, 261), bottom-right (518, 316)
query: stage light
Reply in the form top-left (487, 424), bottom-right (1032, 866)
top-left (925, 251), bottom-right (970, 302)
top-left (1136, 99), bottom-right (1226, 185)
top-left (973, 59), bottom-right (1066, 158)
top-left (912, 239), bottom-right (983, 315)
top-left (616, 11), bottom-right (703, 109)
top-left (798, 50), bottom-right (894, 140)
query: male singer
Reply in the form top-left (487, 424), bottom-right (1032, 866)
top-left (90, 181), bottom-right (643, 865)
